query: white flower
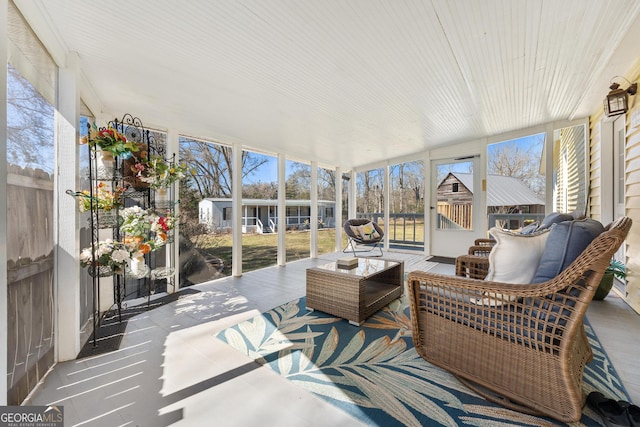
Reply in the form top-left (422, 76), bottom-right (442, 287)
top-left (111, 249), bottom-right (131, 263)
top-left (80, 248), bottom-right (93, 263)
top-left (97, 243), bottom-right (111, 257)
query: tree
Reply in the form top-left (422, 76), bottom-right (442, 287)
top-left (242, 181), bottom-right (277, 199)
top-left (488, 136), bottom-right (545, 197)
top-left (7, 65), bottom-right (55, 174)
top-left (357, 169), bottom-right (384, 214)
top-left (487, 136), bottom-right (545, 225)
top-left (285, 162), bottom-right (311, 199)
top-left (318, 168), bottom-right (336, 200)
top-left (389, 161), bottom-right (424, 214)
top-left (179, 139), bottom-right (269, 199)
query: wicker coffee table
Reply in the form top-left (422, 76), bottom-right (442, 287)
top-left (306, 258), bottom-right (404, 325)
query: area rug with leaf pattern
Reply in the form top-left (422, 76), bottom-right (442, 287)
top-left (215, 296), bottom-right (627, 426)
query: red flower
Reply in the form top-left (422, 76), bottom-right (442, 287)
top-left (158, 216), bottom-right (170, 232)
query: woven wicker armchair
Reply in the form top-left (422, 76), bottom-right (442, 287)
top-left (343, 218), bottom-right (384, 257)
top-left (408, 217), bottom-right (631, 423)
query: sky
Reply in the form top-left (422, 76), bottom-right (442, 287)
top-left (245, 133), bottom-right (545, 185)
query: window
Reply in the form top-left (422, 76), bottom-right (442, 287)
top-left (223, 207), bottom-right (232, 221)
top-left (6, 0), bottom-right (57, 404)
top-left (452, 183), bottom-right (459, 192)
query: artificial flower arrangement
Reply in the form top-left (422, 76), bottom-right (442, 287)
top-left (79, 207), bottom-right (177, 272)
top-left (72, 182), bottom-right (127, 212)
top-left (82, 122), bottom-right (139, 159)
top-left (119, 205), bottom-right (158, 237)
top-left (133, 155), bottom-right (191, 189)
top-left (79, 239), bottom-right (133, 272)
top-left (119, 206), bottom-right (177, 246)
top-left (152, 210), bottom-right (177, 243)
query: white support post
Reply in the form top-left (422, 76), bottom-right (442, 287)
top-left (55, 52), bottom-right (82, 361)
top-left (0, 0), bottom-right (9, 404)
top-left (277, 153), bottom-right (286, 266)
top-left (423, 153), bottom-right (430, 256)
top-left (348, 170), bottom-right (357, 219)
top-left (600, 120), bottom-right (614, 223)
top-left (335, 167), bottom-right (342, 252)
top-left (310, 161), bottom-right (318, 258)
top-left (383, 164), bottom-right (390, 251)
top-left (545, 123), bottom-right (555, 216)
top-left (166, 129), bottom-right (179, 293)
top-left (231, 145), bottom-right (243, 276)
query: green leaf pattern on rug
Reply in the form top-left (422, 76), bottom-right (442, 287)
top-left (216, 296), bottom-right (627, 427)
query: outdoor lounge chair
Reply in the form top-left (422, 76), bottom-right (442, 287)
top-left (408, 216), bottom-right (631, 423)
top-left (343, 218), bottom-right (384, 257)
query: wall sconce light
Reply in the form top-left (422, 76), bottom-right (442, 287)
top-left (604, 77), bottom-right (637, 117)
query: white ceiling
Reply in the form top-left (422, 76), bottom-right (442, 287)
top-left (17, 0), bottom-right (640, 169)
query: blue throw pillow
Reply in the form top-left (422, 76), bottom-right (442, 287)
top-left (519, 222), bottom-right (540, 235)
top-left (531, 219), bottom-right (605, 283)
top-left (538, 212), bottom-right (575, 231)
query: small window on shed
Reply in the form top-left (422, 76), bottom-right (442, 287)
top-left (223, 207), bottom-right (232, 220)
top-left (452, 183), bottom-right (459, 192)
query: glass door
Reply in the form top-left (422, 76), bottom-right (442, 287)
top-left (430, 157), bottom-right (479, 257)
top-left (613, 116), bottom-right (627, 293)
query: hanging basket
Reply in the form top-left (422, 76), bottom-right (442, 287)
top-left (151, 266), bottom-right (175, 280)
top-left (88, 265), bottom-right (115, 278)
top-left (123, 143), bottom-right (150, 189)
top-left (92, 209), bottom-right (119, 228)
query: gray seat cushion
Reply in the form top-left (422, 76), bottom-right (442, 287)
top-left (531, 218), bottom-right (605, 283)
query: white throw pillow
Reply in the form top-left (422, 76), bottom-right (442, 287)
top-left (472, 228), bottom-right (550, 306)
top-left (485, 227), bottom-right (550, 283)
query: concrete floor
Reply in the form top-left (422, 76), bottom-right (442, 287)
top-left (24, 252), bottom-right (640, 426)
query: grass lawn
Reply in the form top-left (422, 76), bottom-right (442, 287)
top-left (189, 222), bottom-right (425, 278)
top-left (195, 229), bottom-right (348, 274)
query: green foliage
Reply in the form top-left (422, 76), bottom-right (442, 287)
top-left (606, 259), bottom-right (626, 280)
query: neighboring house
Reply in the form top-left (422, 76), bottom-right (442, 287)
top-left (199, 198), bottom-right (336, 233)
top-left (437, 172), bottom-right (545, 229)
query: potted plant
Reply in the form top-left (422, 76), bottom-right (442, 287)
top-left (594, 259), bottom-right (627, 300)
top-left (82, 122), bottom-right (140, 159)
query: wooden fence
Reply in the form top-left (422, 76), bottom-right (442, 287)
top-left (437, 202), bottom-right (472, 229)
top-left (6, 165), bottom-right (55, 405)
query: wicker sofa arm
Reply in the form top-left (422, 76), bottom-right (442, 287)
top-left (467, 245), bottom-right (493, 256)
top-left (474, 238), bottom-right (495, 246)
top-left (409, 269), bottom-right (580, 300)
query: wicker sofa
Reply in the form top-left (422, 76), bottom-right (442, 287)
top-left (408, 216), bottom-right (631, 422)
